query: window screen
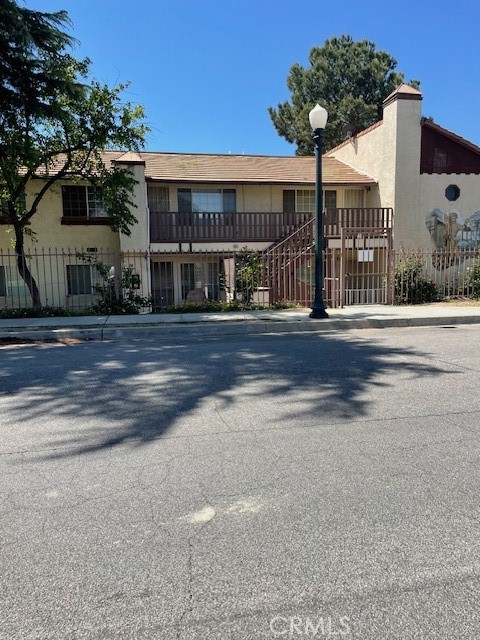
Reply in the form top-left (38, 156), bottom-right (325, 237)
top-left (67, 265), bottom-right (92, 295)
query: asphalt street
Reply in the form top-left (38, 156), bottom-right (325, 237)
top-left (1, 326), bottom-right (480, 639)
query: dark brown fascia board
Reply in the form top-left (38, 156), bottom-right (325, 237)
top-left (144, 178), bottom-right (376, 187)
top-left (382, 92), bottom-right (423, 109)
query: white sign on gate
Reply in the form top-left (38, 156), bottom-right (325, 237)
top-left (357, 249), bottom-right (374, 262)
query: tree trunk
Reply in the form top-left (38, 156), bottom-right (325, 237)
top-left (14, 225), bottom-right (42, 307)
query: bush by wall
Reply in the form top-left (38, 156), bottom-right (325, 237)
top-left (465, 260), bottom-right (480, 298)
top-left (394, 253), bottom-right (439, 304)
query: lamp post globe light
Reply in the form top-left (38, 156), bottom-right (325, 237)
top-left (308, 104), bottom-right (329, 319)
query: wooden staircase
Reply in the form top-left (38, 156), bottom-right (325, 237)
top-left (259, 207), bottom-right (393, 307)
top-left (261, 218), bottom-right (315, 306)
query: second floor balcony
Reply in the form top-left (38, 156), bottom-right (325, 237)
top-left (149, 208), bottom-right (393, 244)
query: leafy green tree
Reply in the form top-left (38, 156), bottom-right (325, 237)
top-left (269, 35), bottom-right (420, 155)
top-left (0, 0), bottom-right (148, 306)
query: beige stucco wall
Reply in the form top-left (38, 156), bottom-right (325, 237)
top-left (119, 163), bottom-right (149, 251)
top-left (389, 99), bottom-right (422, 249)
top-left (329, 95), bottom-right (424, 249)
top-left (118, 163), bottom-right (150, 297)
top-left (0, 179), bottom-right (122, 308)
top-left (151, 183), bottom-right (370, 214)
top-left (386, 97), bottom-right (480, 250)
top-left (328, 123), bottom-right (391, 210)
top-left (0, 167), bottom-right (383, 307)
top-left (421, 174), bottom-right (480, 249)
top-left (0, 180), bottom-right (120, 252)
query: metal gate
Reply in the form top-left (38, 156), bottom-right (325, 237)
top-left (326, 227), bottom-right (393, 307)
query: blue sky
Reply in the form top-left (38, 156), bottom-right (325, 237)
top-left (27, 0), bottom-right (480, 155)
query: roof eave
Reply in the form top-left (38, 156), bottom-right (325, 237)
top-left (145, 177), bottom-right (376, 186)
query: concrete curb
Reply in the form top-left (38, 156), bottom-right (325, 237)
top-left (1, 313), bottom-right (480, 342)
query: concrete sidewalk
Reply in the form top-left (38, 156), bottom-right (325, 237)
top-left (1, 303), bottom-right (480, 342)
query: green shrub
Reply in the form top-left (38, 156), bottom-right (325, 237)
top-left (465, 260), bottom-right (480, 298)
top-left (233, 248), bottom-right (262, 306)
top-left (77, 253), bottom-right (151, 315)
top-left (0, 306), bottom-right (91, 319)
top-left (394, 254), bottom-right (439, 304)
top-left (155, 300), bottom-right (300, 314)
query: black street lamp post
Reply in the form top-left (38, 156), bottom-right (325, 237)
top-left (309, 104), bottom-right (329, 319)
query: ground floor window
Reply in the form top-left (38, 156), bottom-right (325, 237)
top-left (151, 261), bottom-right (174, 308)
top-left (0, 265), bottom-right (29, 301)
top-left (151, 259), bottom-right (220, 308)
top-left (181, 263), bottom-right (196, 300)
top-left (66, 265), bottom-right (92, 295)
top-left (0, 266), bottom-right (7, 296)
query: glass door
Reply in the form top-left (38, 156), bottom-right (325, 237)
top-left (151, 261), bottom-right (174, 309)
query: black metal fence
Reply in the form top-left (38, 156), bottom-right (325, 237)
top-left (1, 246), bottom-right (480, 313)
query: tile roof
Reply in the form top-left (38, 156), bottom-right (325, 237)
top-left (133, 152), bottom-right (375, 186)
top-left (383, 83), bottom-right (423, 108)
top-left (32, 151), bottom-right (376, 186)
top-left (115, 151), bottom-right (145, 164)
top-left (384, 83), bottom-right (423, 100)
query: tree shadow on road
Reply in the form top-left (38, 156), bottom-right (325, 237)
top-left (0, 330), bottom-right (454, 460)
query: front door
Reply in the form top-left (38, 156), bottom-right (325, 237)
top-left (151, 261), bottom-right (174, 309)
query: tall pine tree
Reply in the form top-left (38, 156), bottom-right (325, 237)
top-left (269, 35), bottom-right (419, 154)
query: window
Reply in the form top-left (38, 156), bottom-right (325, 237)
top-left (62, 186), bottom-right (106, 218)
top-left (0, 266), bottom-right (7, 296)
top-left (296, 190), bottom-right (315, 213)
top-left (148, 186), bottom-right (169, 212)
top-left (344, 189), bottom-right (364, 208)
top-left (445, 185), bottom-right (460, 201)
top-left (324, 190), bottom-right (337, 209)
top-left (181, 263), bottom-right (196, 300)
top-left (283, 189), bottom-right (337, 212)
top-left (283, 190), bottom-right (295, 214)
top-left (283, 189), bottom-right (315, 213)
top-left (0, 266), bottom-right (28, 300)
top-left (151, 261), bottom-right (174, 308)
top-left (180, 261), bottom-right (220, 301)
top-left (177, 188), bottom-right (236, 213)
top-left (66, 265), bottom-right (92, 295)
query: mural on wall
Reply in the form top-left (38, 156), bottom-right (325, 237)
top-left (426, 208), bottom-right (480, 251)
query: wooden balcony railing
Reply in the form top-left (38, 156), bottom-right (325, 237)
top-left (149, 208), bottom-right (393, 243)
